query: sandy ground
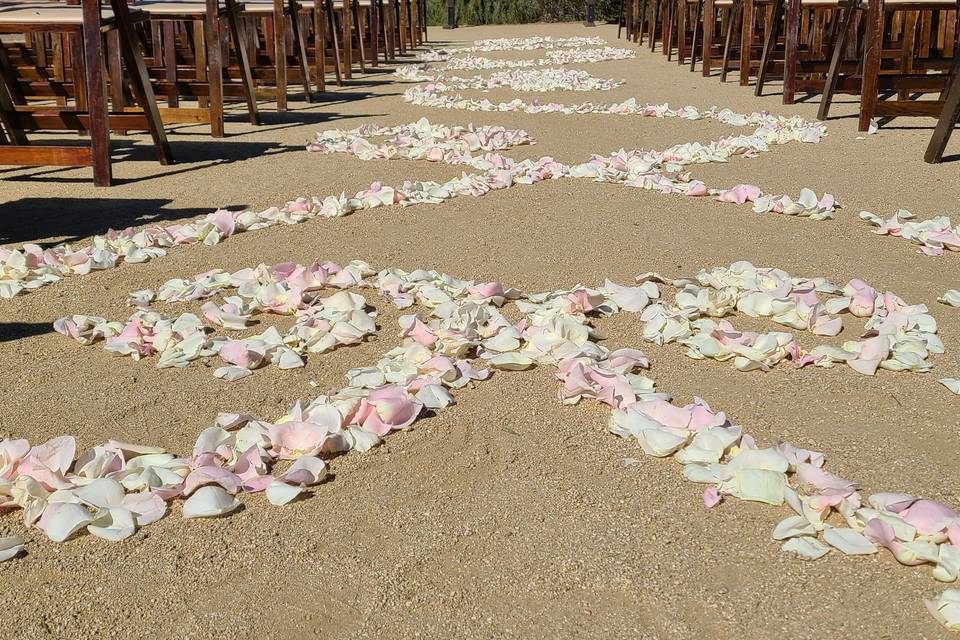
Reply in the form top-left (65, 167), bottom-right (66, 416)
top-left (1, 21), bottom-right (960, 640)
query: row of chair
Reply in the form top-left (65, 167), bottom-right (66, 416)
top-left (0, 0), bottom-right (427, 185)
top-left (619, 0), bottom-right (960, 161)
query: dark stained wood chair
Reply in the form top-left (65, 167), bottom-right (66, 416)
top-left (818, 0), bottom-right (959, 130)
top-left (674, 0), bottom-right (701, 64)
top-left (239, 0), bottom-right (313, 110)
top-left (734, 0), bottom-right (780, 85)
top-left (136, 0), bottom-right (260, 136)
top-left (309, 0), bottom-right (341, 90)
top-left (692, 0), bottom-right (736, 73)
top-left (752, 0), bottom-right (850, 102)
top-left (0, 0), bottom-right (172, 185)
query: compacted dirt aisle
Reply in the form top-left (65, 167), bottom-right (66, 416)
top-left (1, 22), bottom-right (959, 640)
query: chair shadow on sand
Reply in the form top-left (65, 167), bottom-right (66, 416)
top-left (0, 322), bottom-right (51, 342)
top-left (0, 106), bottom-right (388, 185)
top-left (0, 137), bottom-right (304, 187)
top-left (0, 196), bottom-right (246, 247)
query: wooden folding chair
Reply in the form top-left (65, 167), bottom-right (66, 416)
top-left (307, 0), bottom-right (340, 90)
top-left (357, 0), bottom-right (378, 68)
top-left (718, 0), bottom-right (745, 79)
top-left (136, 0), bottom-right (259, 136)
top-left (0, 0), bottom-right (171, 185)
top-left (240, 0), bottom-right (313, 110)
top-left (376, 0), bottom-right (396, 61)
top-left (819, 0), bottom-right (959, 130)
top-left (648, 0), bottom-right (671, 51)
top-left (752, 0), bottom-right (853, 102)
top-left (733, 0), bottom-right (781, 85)
top-left (329, 0), bottom-right (355, 78)
top-left (696, 0), bottom-right (736, 74)
top-left (675, 0), bottom-right (702, 64)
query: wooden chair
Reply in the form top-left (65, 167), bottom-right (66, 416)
top-left (357, 0), bottom-right (379, 68)
top-left (309, 0), bottom-right (341, 89)
top-left (329, 0), bottom-right (356, 78)
top-left (330, 0), bottom-right (392, 78)
top-left (751, 0), bottom-right (860, 103)
top-left (648, 0), bottom-right (672, 51)
top-left (376, 0), bottom-right (396, 61)
top-left (695, 0), bottom-right (736, 74)
top-left (0, 0), bottom-right (171, 185)
top-left (397, 0), bottom-right (416, 50)
top-left (619, 0), bottom-right (646, 42)
top-left (136, 0), bottom-right (260, 136)
top-left (674, 0), bottom-right (701, 63)
top-left (240, 0), bottom-right (313, 110)
top-left (733, 0), bottom-right (781, 85)
top-left (925, 49), bottom-right (960, 160)
top-left (819, 0), bottom-right (959, 130)
top-left (717, 0), bottom-right (746, 80)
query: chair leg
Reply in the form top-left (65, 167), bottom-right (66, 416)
top-left (70, 33), bottom-right (89, 131)
top-left (739, 0), bottom-right (753, 85)
top-left (288, 1), bottom-right (313, 99)
top-left (702, 0), bottom-right (714, 75)
top-left (392, 0), bottom-right (407, 56)
top-left (384, 0), bottom-right (396, 60)
top-left (226, 0), bottom-right (261, 123)
top-left (203, 1), bottom-right (225, 136)
top-left (898, 10), bottom-right (918, 102)
top-left (369, 4), bottom-right (379, 65)
top-left (755, 0), bottom-right (783, 96)
top-left (162, 22), bottom-right (179, 108)
top-left (720, 0), bottom-right (740, 81)
top-left (327, 1), bottom-right (343, 84)
top-left (858, 0), bottom-right (883, 131)
top-left (666, 0), bottom-right (676, 59)
top-left (352, 1), bottom-right (366, 72)
top-left (313, 0), bottom-right (327, 92)
top-left (191, 21), bottom-right (210, 110)
top-left (109, 0), bottom-right (173, 167)
top-left (925, 54), bottom-right (960, 163)
top-left (690, 0), bottom-right (702, 70)
top-left (342, 0), bottom-right (353, 78)
top-left (676, 0), bottom-right (686, 63)
top-left (82, 0), bottom-right (112, 185)
top-left (272, 0), bottom-right (289, 109)
top-left (636, 0), bottom-right (645, 43)
top-left (649, 0), bottom-right (660, 50)
top-left (782, 0), bottom-right (799, 103)
top-left (817, 2), bottom-right (855, 120)
top-left (408, 0), bottom-right (418, 47)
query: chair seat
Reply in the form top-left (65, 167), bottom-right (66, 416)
top-left (136, 0), bottom-right (228, 15)
top-left (241, 0), bottom-right (300, 13)
top-left (0, 4), bottom-right (120, 24)
top-left (872, 0), bottom-right (959, 5)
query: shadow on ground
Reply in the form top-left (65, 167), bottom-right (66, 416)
top-left (0, 322), bottom-right (51, 343)
top-left (0, 197), bottom-right (245, 246)
top-left (0, 139), bottom-right (303, 187)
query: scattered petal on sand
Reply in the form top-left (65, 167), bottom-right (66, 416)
top-left (182, 486), bottom-right (242, 519)
top-left (0, 536), bottom-right (25, 562)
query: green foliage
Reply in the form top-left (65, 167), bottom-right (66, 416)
top-left (425, 0), bottom-right (621, 26)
